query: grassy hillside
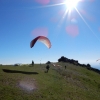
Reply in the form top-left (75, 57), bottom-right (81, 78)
top-left (0, 63), bottom-right (100, 100)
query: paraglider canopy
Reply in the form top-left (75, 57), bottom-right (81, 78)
top-left (96, 59), bottom-right (100, 62)
top-left (30, 36), bottom-right (51, 49)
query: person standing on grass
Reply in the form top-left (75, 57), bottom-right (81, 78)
top-left (32, 60), bottom-right (34, 66)
top-left (46, 64), bottom-right (50, 73)
top-left (65, 65), bottom-right (66, 69)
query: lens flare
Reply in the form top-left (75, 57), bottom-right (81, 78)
top-left (19, 78), bottom-right (37, 92)
top-left (66, 25), bottom-right (79, 37)
top-left (35, 0), bottom-right (50, 5)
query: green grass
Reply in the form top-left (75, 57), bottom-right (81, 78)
top-left (0, 63), bottom-right (100, 100)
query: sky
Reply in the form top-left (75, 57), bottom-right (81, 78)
top-left (0, 0), bottom-right (100, 69)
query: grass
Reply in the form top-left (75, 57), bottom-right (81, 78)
top-left (0, 63), bottom-right (100, 100)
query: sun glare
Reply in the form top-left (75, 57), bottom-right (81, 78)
top-left (65, 0), bottom-right (80, 9)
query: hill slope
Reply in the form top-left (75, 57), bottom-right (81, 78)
top-left (0, 63), bottom-right (100, 100)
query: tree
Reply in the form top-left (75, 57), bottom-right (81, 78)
top-left (58, 56), bottom-right (68, 62)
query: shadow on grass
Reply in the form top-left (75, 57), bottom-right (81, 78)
top-left (2, 69), bottom-right (39, 75)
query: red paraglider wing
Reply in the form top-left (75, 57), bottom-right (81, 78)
top-left (30, 36), bottom-right (51, 48)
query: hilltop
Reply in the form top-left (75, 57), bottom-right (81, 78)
top-left (0, 62), bottom-right (100, 100)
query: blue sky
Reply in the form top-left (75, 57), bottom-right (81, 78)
top-left (0, 0), bottom-right (100, 68)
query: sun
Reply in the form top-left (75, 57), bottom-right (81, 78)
top-left (65, 0), bottom-right (80, 10)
